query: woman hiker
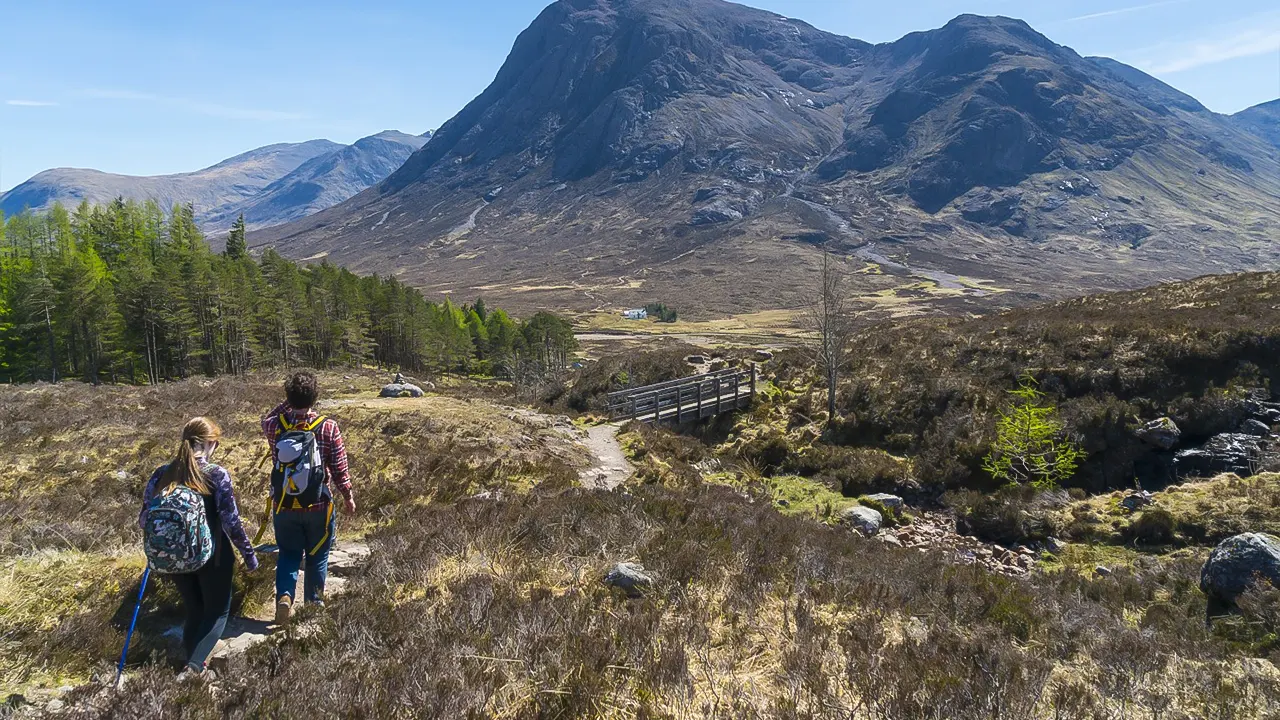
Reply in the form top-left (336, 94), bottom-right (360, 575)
top-left (139, 417), bottom-right (259, 676)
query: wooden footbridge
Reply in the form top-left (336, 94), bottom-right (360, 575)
top-left (606, 366), bottom-right (757, 424)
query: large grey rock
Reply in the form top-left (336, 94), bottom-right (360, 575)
top-left (379, 382), bottom-right (424, 398)
top-left (1201, 533), bottom-right (1280, 613)
top-left (864, 493), bottom-right (904, 510)
top-left (1175, 433), bottom-right (1262, 477)
top-left (1239, 418), bottom-right (1271, 437)
top-left (1135, 417), bottom-right (1181, 450)
top-left (842, 506), bottom-right (883, 536)
top-left (604, 562), bottom-right (653, 597)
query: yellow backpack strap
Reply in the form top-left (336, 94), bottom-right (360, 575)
top-left (301, 415), bottom-right (327, 433)
top-left (309, 501), bottom-right (335, 556)
top-left (278, 413), bottom-right (294, 433)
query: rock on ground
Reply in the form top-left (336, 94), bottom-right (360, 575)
top-left (1136, 417), bottom-right (1181, 450)
top-left (1121, 490), bottom-right (1154, 512)
top-left (1174, 433), bottom-right (1262, 478)
top-left (841, 506), bottom-right (883, 536)
top-left (605, 562), bottom-right (653, 597)
top-left (1201, 532), bottom-right (1280, 616)
top-left (380, 382), bottom-right (425, 398)
top-left (864, 493), bottom-right (904, 510)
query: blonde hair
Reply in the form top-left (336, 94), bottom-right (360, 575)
top-left (159, 417), bottom-right (222, 496)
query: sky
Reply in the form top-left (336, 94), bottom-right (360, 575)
top-left (2, 0), bottom-right (1278, 192)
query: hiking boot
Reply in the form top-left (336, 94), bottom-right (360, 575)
top-left (274, 595), bottom-right (293, 626)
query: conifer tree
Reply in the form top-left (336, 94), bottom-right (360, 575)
top-left (225, 213), bottom-right (247, 259)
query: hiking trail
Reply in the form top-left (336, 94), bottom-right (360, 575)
top-left (577, 422), bottom-right (632, 490)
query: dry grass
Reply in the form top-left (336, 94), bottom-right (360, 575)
top-left (0, 371), bottom-right (584, 697)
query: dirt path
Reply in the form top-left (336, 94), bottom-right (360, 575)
top-left (164, 540), bottom-right (371, 671)
top-left (578, 422), bottom-right (632, 490)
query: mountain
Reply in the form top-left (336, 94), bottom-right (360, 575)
top-left (0, 140), bottom-right (341, 222)
top-left (1, 131), bottom-right (432, 233)
top-left (255, 0), bottom-right (1280, 318)
top-left (203, 131), bottom-right (428, 231)
top-left (1233, 99), bottom-right (1280, 148)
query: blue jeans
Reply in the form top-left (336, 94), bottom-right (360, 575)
top-left (274, 507), bottom-right (336, 604)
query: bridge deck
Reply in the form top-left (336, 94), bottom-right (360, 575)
top-left (607, 366), bottom-right (756, 424)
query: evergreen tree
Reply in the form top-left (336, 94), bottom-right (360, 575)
top-left (0, 202), bottom-right (573, 385)
top-left (225, 213), bottom-right (247, 259)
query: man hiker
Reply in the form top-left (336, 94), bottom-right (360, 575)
top-left (262, 371), bottom-right (356, 624)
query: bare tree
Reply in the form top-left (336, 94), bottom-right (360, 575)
top-left (802, 248), bottom-right (855, 427)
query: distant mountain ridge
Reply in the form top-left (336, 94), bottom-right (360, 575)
top-left (1233, 99), bottom-right (1280, 148)
top-left (254, 0), bottom-right (1280, 318)
top-left (0, 130), bottom-right (432, 232)
top-left (203, 131), bottom-right (429, 230)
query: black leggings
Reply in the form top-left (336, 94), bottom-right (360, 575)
top-left (168, 534), bottom-right (235, 671)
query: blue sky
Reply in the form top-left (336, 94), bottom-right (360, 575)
top-left (2, 0), bottom-right (1278, 192)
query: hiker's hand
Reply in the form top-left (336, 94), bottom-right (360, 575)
top-left (344, 495), bottom-right (357, 515)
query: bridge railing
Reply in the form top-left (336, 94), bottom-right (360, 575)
top-left (606, 366), bottom-right (757, 423)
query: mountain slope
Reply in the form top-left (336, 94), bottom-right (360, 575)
top-left (204, 131), bottom-right (428, 230)
top-left (255, 0), bottom-right (1280, 318)
top-left (1234, 99), bottom-right (1280, 148)
top-left (0, 140), bottom-right (341, 222)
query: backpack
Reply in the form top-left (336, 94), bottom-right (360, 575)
top-left (143, 474), bottom-right (216, 574)
top-left (271, 414), bottom-right (329, 510)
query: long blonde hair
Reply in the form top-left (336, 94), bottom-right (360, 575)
top-left (159, 417), bottom-right (222, 496)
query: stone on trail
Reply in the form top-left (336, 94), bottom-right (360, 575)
top-left (605, 562), bottom-right (654, 598)
top-left (1135, 417), bottom-right (1181, 450)
top-left (1201, 533), bottom-right (1280, 611)
top-left (379, 382), bottom-right (425, 398)
top-left (841, 506), bottom-right (883, 536)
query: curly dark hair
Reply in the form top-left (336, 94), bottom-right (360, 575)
top-left (284, 371), bottom-right (320, 409)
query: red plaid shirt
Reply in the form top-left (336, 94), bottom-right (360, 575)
top-left (262, 403), bottom-right (352, 507)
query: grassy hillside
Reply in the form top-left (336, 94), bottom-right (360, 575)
top-left (6, 273), bottom-right (1280, 717)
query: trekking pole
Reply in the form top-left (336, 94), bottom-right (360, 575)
top-left (115, 565), bottom-right (151, 690)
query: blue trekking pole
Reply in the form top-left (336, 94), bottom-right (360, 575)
top-left (115, 565), bottom-right (151, 690)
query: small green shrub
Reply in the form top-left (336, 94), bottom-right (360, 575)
top-left (984, 375), bottom-right (1085, 490)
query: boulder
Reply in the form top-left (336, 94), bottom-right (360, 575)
top-left (1044, 537), bottom-right (1065, 554)
top-left (685, 355), bottom-right (706, 365)
top-left (605, 562), bottom-right (654, 598)
top-left (864, 493), bottom-right (904, 510)
top-left (1239, 418), bottom-right (1271, 437)
top-left (753, 350), bottom-right (774, 362)
top-left (1174, 433), bottom-right (1262, 477)
top-left (1135, 417), bottom-right (1181, 450)
top-left (1201, 533), bottom-right (1280, 615)
top-left (1094, 565), bottom-right (1113, 577)
top-left (1121, 490), bottom-right (1154, 512)
top-left (842, 506), bottom-right (883, 536)
top-left (379, 382), bottom-right (425, 398)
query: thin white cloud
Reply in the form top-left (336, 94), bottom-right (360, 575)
top-left (1069, 0), bottom-right (1191, 23)
top-left (81, 87), bottom-right (303, 121)
top-left (1133, 12), bottom-right (1280, 73)
top-left (6, 99), bottom-right (58, 107)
